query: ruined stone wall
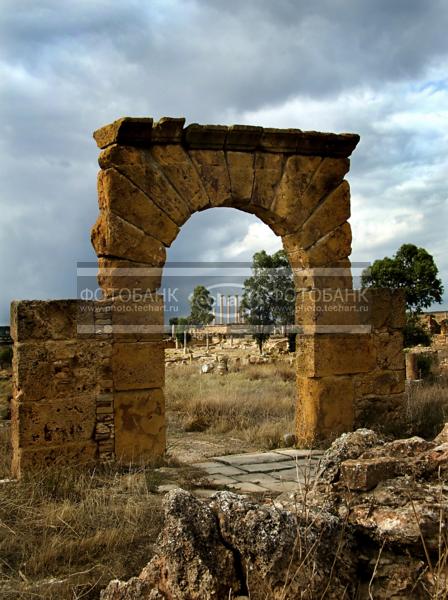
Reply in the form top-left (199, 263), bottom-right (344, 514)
top-left (352, 289), bottom-right (406, 430)
top-left (11, 296), bottom-right (166, 476)
top-left (10, 300), bottom-right (115, 477)
top-left (295, 288), bottom-right (406, 442)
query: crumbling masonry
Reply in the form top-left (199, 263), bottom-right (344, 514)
top-left (10, 118), bottom-right (406, 476)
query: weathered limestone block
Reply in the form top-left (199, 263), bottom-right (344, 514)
top-left (13, 340), bottom-right (102, 403)
top-left (284, 181), bottom-right (351, 250)
top-left (151, 117), bottom-right (185, 143)
top-left (296, 375), bottom-right (354, 443)
top-left (93, 117), bottom-right (153, 149)
top-left (226, 151), bottom-right (255, 205)
top-left (98, 169), bottom-right (179, 246)
top-left (150, 144), bottom-right (209, 212)
top-left (225, 124), bottom-right (263, 150)
top-left (98, 258), bottom-right (162, 296)
top-left (287, 222), bottom-right (352, 269)
top-left (301, 157), bottom-right (350, 213)
top-left (296, 288), bottom-right (368, 329)
top-left (290, 260), bottom-right (353, 291)
top-left (260, 127), bottom-right (303, 153)
top-left (107, 295), bottom-right (164, 341)
top-left (250, 152), bottom-right (285, 211)
top-left (11, 397), bottom-right (96, 447)
top-left (374, 331), bottom-right (405, 370)
top-left (112, 342), bottom-right (164, 391)
top-left (188, 149), bottom-right (231, 207)
top-left (114, 389), bottom-right (165, 461)
top-left (271, 155), bottom-right (322, 229)
top-left (99, 145), bottom-right (191, 226)
top-left (183, 124), bottom-right (228, 149)
top-left (340, 457), bottom-right (398, 491)
top-left (12, 441), bottom-right (97, 479)
top-left (296, 333), bottom-right (375, 377)
top-left (11, 299), bottom-right (94, 342)
top-left (91, 211), bottom-right (166, 265)
top-left (405, 352), bottom-right (419, 380)
top-left (354, 369), bottom-right (406, 397)
top-left (353, 393), bottom-right (407, 430)
top-left (294, 131), bottom-right (360, 157)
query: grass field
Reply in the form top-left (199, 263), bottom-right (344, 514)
top-left (165, 361), bottom-right (296, 449)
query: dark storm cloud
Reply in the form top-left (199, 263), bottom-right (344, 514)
top-left (0, 0), bottom-right (447, 322)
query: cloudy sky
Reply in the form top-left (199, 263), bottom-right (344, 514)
top-left (1, 0), bottom-right (447, 323)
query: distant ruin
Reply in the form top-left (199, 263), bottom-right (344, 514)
top-left (10, 117), bottom-right (406, 476)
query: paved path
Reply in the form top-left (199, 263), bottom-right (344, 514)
top-left (193, 448), bottom-right (324, 494)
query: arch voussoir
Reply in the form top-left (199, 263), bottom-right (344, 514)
top-left (91, 210), bottom-right (166, 267)
top-left (226, 150), bottom-right (255, 207)
top-left (249, 152), bottom-right (285, 212)
top-left (99, 144), bottom-right (192, 227)
top-left (283, 180), bottom-right (351, 252)
top-left (98, 168), bottom-right (179, 247)
top-left (188, 149), bottom-right (231, 208)
top-left (270, 154), bottom-right (322, 229)
top-left (150, 144), bottom-right (210, 213)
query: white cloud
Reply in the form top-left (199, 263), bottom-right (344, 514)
top-left (224, 223), bottom-right (282, 259)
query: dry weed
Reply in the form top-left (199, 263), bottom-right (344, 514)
top-left (165, 362), bottom-right (296, 449)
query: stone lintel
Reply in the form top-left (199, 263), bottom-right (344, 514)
top-left (225, 125), bottom-right (263, 151)
top-left (183, 124), bottom-right (229, 149)
top-left (151, 117), bottom-right (186, 143)
top-left (93, 117), bottom-right (153, 149)
top-left (93, 117), bottom-right (360, 157)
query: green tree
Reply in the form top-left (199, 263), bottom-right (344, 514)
top-left (241, 250), bottom-right (295, 353)
top-left (361, 244), bottom-right (444, 314)
top-left (361, 244), bottom-right (444, 348)
top-left (402, 315), bottom-right (431, 347)
top-left (173, 317), bottom-right (191, 346)
top-left (189, 285), bottom-right (215, 327)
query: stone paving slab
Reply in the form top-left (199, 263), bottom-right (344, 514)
top-left (227, 481), bottom-right (269, 493)
top-left (273, 448), bottom-right (324, 458)
top-left (196, 463), bottom-right (248, 476)
top-left (269, 467), bottom-right (306, 482)
top-left (184, 448), bottom-right (326, 495)
top-left (206, 474), bottom-right (240, 486)
top-left (212, 451), bottom-right (292, 466)
top-left (242, 460), bottom-right (299, 473)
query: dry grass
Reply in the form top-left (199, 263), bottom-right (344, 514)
top-left (165, 361), bottom-right (296, 449)
top-left (0, 428), bottom-right (166, 600)
top-left (0, 369), bottom-right (12, 420)
top-left (405, 375), bottom-right (448, 440)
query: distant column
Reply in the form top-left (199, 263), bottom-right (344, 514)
top-left (235, 294), bottom-right (239, 323)
top-left (220, 295), bottom-right (224, 324)
top-left (227, 295), bottom-right (231, 324)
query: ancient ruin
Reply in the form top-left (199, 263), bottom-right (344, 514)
top-left (10, 117), bottom-right (406, 476)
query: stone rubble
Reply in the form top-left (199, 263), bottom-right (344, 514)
top-left (101, 425), bottom-right (448, 599)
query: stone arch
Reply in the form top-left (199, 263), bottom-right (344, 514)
top-left (90, 117), bottom-right (361, 461)
top-left (9, 117), bottom-right (406, 476)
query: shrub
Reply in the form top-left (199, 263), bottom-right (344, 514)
top-left (0, 345), bottom-right (12, 367)
top-left (403, 317), bottom-right (431, 347)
